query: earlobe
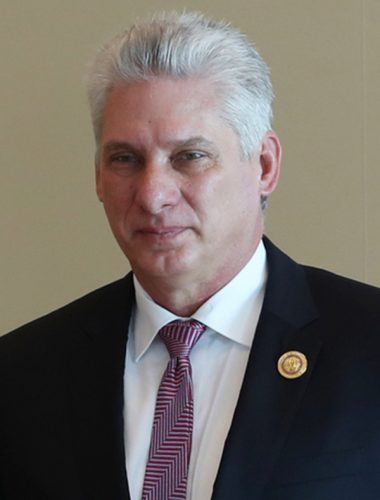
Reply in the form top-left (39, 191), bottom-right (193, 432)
top-left (258, 130), bottom-right (281, 196)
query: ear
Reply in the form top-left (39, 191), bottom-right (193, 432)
top-left (258, 130), bottom-right (281, 197)
top-left (95, 161), bottom-right (103, 202)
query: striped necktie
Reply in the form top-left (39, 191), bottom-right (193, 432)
top-left (142, 319), bottom-right (206, 500)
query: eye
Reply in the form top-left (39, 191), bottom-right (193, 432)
top-left (171, 150), bottom-right (210, 170)
top-left (103, 152), bottom-right (143, 174)
top-left (173, 150), bottom-right (208, 164)
top-left (110, 153), bottom-right (140, 165)
top-left (171, 149), bottom-right (215, 174)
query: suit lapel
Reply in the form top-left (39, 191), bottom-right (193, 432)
top-left (66, 275), bottom-right (134, 499)
top-left (212, 239), bottom-right (323, 499)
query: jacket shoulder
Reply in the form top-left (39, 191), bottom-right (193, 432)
top-left (0, 275), bottom-right (134, 350)
top-left (263, 237), bottom-right (380, 329)
top-left (303, 265), bottom-right (380, 314)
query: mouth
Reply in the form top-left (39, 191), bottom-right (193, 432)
top-left (136, 226), bottom-right (189, 241)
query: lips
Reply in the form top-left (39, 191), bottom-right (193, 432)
top-left (136, 226), bottom-right (188, 240)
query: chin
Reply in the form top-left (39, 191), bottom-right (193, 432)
top-left (132, 251), bottom-right (198, 280)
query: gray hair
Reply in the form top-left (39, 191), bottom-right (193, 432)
top-left (86, 11), bottom-right (273, 159)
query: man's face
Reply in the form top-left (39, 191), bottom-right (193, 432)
top-left (96, 78), bottom-right (280, 293)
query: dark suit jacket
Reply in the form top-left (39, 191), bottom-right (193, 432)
top-left (1, 238), bottom-right (380, 499)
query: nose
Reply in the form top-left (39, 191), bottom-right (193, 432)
top-left (135, 163), bottom-right (181, 214)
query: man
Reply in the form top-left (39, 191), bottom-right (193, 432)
top-left (1, 11), bottom-right (379, 500)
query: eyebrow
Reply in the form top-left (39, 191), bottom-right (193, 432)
top-left (102, 141), bottom-right (138, 155)
top-left (169, 137), bottom-right (216, 149)
top-left (101, 137), bottom-right (216, 155)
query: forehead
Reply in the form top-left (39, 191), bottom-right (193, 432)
top-left (100, 77), bottom-right (239, 149)
top-left (104, 77), bottom-right (219, 118)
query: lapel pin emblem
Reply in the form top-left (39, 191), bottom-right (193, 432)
top-left (278, 351), bottom-right (308, 379)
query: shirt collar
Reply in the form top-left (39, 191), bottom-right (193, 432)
top-left (132, 240), bottom-right (267, 361)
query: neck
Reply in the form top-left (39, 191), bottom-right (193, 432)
top-left (135, 278), bottom-right (220, 317)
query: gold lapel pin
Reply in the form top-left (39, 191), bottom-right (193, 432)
top-left (277, 351), bottom-right (308, 379)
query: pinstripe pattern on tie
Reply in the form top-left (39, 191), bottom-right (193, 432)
top-left (142, 320), bottom-right (206, 500)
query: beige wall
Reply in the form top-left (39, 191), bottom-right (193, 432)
top-left (1, 0), bottom-right (379, 334)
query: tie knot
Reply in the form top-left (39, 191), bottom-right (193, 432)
top-left (159, 319), bottom-right (206, 359)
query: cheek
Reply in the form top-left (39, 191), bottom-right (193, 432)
top-left (186, 177), bottom-right (222, 222)
top-left (101, 192), bottom-right (134, 236)
top-left (223, 173), bottom-right (261, 222)
top-left (215, 167), bottom-right (257, 203)
top-left (101, 176), bottom-right (134, 209)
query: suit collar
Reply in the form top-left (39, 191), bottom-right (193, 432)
top-left (212, 237), bottom-right (323, 498)
top-left (66, 274), bottom-right (135, 499)
top-left (78, 274), bottom-right (135, 340)
top-left (262, 236), bottom-right (318, 327)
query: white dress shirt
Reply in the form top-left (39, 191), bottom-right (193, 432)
top-left (124, 241), bottom-right (267, 499)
